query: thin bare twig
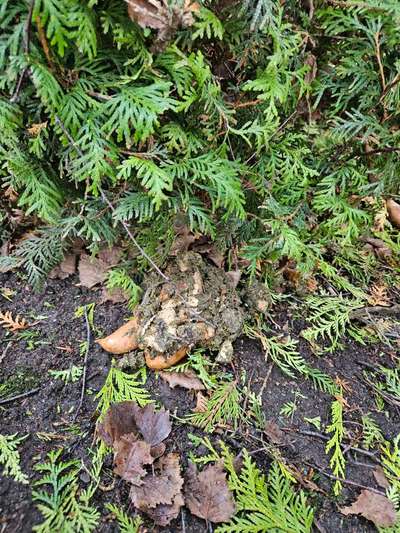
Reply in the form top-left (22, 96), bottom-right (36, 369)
top-left (374, 31), bottom-right (386, 92)
top-left (0, 387), bottom-right (40, 405)
top-left (0, 342), bottom-right (12, 364)
top-left (286, 428), bottom-right (380, 462)
top-left (303, 461), bottom-right (385, 496)
top-left (73, 306), bottom-right (91, 421)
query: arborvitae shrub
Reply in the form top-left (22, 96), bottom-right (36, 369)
top-left (1, 0), bottom-right (399, 291)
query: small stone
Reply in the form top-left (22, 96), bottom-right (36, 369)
top-left (216, 340), bottom-right (234, 364)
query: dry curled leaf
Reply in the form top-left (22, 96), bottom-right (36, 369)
top-left (159, 370), bottom-right (205, 391)
top-left (386, 198), bottom-right (400, 228)
top-left (367, 283), bottom-right (390, 307)
top-left (264, 420), bottom-right (286, 445)
top-left (126, 0), bottom-right (199, 45)
top-left (49, 254), bottom-right (76, 280)
top-left (78, 246), bottom-right (123, 288)
top-left (340, 489), bottom-right (397, 527)
top-left (97, 401), bottom-right (139, 446)
top-left (0, 310), bottom-right (29, 332)
top-left (373, 466), bottom-right (390, 490)
top-left (133, 403), bottom-right (172, 446)
top-left (185, 462), bottom-right (235, 523)
top-left (114, 434), bottom-right (154, 485)
top-left (130, 453), bottom-right (184, 525)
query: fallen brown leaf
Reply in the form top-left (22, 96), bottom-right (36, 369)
top-left (97, 401), bottom-right (172, 449)
top-left (367, 283), bottom-right (390, 307)
top-left (97, 401), bottom-right (139, 446)
top-left (114, 434), bottom-right (154, 485)
top-left (373, 466), bottom-right (390, 489)
top-left (49, 254), bottom-right (76, 280)
top-left (386, 198), bottom-right (400, 228)
top-left (78, 246), bottom-right (123, 288)
top-left (340, 489), bottom-right (397, 527)
top-left (130, 453), bottom-right (184, 525)
top-left (184, 462), bottom-right (235, 523)
top-left (159, 370), bottom-right (205, 391)
top-left (126, 0), bottom-right (198, 42)
top-left (99, 286), bottom-right (128, 305)
top-left (362, 237), bottom-right (392, 261)
top-left (304, 53), bottom-right (317, 85)
top-left (133, 403), bottom-right (172, 446)
top-left (264, 420), bottom-right (286, 445)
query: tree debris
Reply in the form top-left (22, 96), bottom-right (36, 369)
top-left (159, 370), bottom-right (205, 390)
top-left (0, 310), bottom-right (29, 332)
top-left (184, 462), bottom-right (235, 523)
top-left (340, 489), bottom-right (397, 527)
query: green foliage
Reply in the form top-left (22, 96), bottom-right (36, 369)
top-left (217, 446), bottom-right (314, 532)
top-left (362, 414), bottom-right (384, 450)
top-left (185, 379), bottom-right (242, 432)
top-left (1, 0), bottom-right (400, 311)
top-left (380, 435), bottom-right (400, 516)
top-left (32, 449), bottom-right (99, 532)
top-left (106, 269), bottom-right (142, 310)
top-left (325, 399), bottom-right (346, 496)
top-left (302, 296), bottom-right (365, 352)
top-left (96, 365), bottom-right (151, 417)
top-left (245, 323), bottom-right (339, 395)
top-left (48, 365), bottom-right (83, 384)
top-left (0, 433), bottom-right (28, 484)
top-left (105, 504), bottom-right (143, 533)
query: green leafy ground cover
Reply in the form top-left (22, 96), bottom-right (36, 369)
top-left (1, 0), bottom-right (400, 531)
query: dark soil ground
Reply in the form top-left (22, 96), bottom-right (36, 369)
top-left (1, 271), bottom-right (399, 532)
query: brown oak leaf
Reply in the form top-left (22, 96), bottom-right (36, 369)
top-left (133, 403), bottom-right (171, 446)
top-left (130, 453), bottom-right (183, 512)
top-left (340, 489), bottom-right (397, 527)
top-left (114, 434), bottom-right (154, 485)
top-left (159, 370), bottom-right (205, 391)
top-left (184, 462), bottom-right (235, 523)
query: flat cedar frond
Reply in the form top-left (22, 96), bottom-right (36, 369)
top-left (32, 449), bottom-right (99, 533)
top-left (0, 310), bottom-right (29, 332)
top-left (0, 433), bottom-right (28, 484)
top-left (217, 446), bottom-right (314, 532)
top-left (95, 366), bottom-right (152, 418)
top-left (325, 398), bottom-right (346, 496)
top-left (185, 380), bottom-right (242, 432)
top-left (105, 504), bottom-right (143, 533)
top-left (380, 435), bottom-right (400, 512)
top-left (302, 296), bottom-right (365, 352)
top-left (362, 414), bottom-right (384, 451)
top-left (245, 323), bottom-right (339, 395)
